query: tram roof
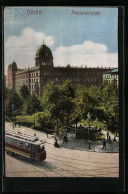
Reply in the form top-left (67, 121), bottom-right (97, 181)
top-left (5, 130), bottom-right (45, 146)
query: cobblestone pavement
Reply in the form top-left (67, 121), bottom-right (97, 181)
top-left (5, 122), bottom-right (119, 153)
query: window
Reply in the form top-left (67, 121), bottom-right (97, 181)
top-left (25, 143), bottom-right (30, 149)
top-left (13, 139), bottom-right (17, 146)
top-left (18, 141), bottom-right (24, 147)
top-left (7, 137), bottom-right (13, 144)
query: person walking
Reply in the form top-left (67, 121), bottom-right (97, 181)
top-left (103, 139), bottom-right (106, 149)
top-left (107, 131), bottom-right (109, 140)
top-left (88, 141), bottom-right (91, 149)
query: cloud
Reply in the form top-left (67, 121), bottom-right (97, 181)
top-left (4, 28), bottom-right (54, 74)
top-left (53, 41), bottom-right (118, 68)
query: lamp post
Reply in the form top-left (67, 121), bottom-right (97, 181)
top-left (87, 112), bottom-right (91, 128)
top-left (87, 112), bottom-right (92, 147)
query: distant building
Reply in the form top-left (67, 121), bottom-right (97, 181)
top-left (6, 43), bottom-right (113, 95)
top-left (103, 68), bottom-right (118, 86)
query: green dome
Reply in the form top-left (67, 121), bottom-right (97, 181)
top-left (12, 61), bottom-right (17, 67)
top-left (8, 64), bottom-right (12, 69)
top-left (36, 44), bottom-right (52, 56)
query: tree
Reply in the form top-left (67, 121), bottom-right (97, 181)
top-left (39, 80), bottom-right (75, 134)
top-left (41, 81), bottom-right (61, 134)
top-left (5, 90), bottom-right (23, 117)
top-left (26, 94), bottom-right (42, 115)
top-left (20, 84), bottom-right (30, 99)
top-left (58, 80), bottom-right (75, 130)
top-left (70, 97), bottom-right (83, 128)
top-left (36, 110), bottom-right (55, 131)
top-left (97, 82), bottom-right (119, 133)
top-left (59, 79), bottom-right (75, 98)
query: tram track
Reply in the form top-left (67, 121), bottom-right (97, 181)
top-left (6, 151), bottom-right (119, 177)
top-left (46, 156), bottom-right (118, 177)
top-left (48, 154), bottom-right (118, 169)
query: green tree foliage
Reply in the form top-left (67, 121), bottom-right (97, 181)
top-left (5, 90), bottom-right (23, 117)
top-left (98, 82), bottom-right (119, 133)
top-left (20, 84), bottom-right (30, 100)
top-left (39, 80), bottom-right (75, 133)
top-left (36, 110), bottom-right (55, 130)
top-left (74, 82), bottom-right (119, 134)
top-left (58, 80), bottom-right (75, 129)
top-left (70, 97), bottom-right (83, 127)
top-left (26, 94), bottom-right (42, 115)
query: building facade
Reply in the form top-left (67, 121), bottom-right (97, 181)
top-left (7, 43), bottom-right (114, 95)
top-left (103, 68), bottom-right (118, 86)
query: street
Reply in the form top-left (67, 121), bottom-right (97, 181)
top-left (5, 122), bottom-right (119, 177)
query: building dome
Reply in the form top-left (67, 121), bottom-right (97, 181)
top-left (8, 64), bottom-right (12, 69)
top-left (12, 61), bottom-right (17, 67)
top-left (36, 44), bottom-right (53, 57)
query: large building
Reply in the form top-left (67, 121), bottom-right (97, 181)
top-left (103, 68), bottom-right (118, 86)
top-left (7, 43), bottom-right (113, 95)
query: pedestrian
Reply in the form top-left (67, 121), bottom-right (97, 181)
top-left (88, 141), bottom-right (91, 149)
top-left (107, 131), bottom-right (109, 140)
top-left (103, 139), bottom-right (106, 149)
top-left (114, 136), bottom-right (117, 143)
top-left (55, 136), bottom-right (57, 142)
top-left (65, 134), bottom-right (68, 143)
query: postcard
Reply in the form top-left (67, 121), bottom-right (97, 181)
top-left (3, 6), bottom-right (124, 192)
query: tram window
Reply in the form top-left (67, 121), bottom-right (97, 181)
top-left (8, 138), bottom-right (13, 144)
top-left (25, 143), bottom-right (30, 149)
top-left (13, 139), bottom-right (17, 146)
top-left (18, 141), bottom-right (24, 147)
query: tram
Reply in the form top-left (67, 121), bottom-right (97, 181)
top-left (5, 130), bottom-right (46, 162)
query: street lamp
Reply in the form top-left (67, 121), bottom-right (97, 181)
top-left (87, 112), bottom-right (91, 128)
top-left (87, 112), bottom-right (92, 148)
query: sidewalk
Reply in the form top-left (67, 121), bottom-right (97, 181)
top-left (55, 132), bottom-right (119, 153)
top-left (5, 122), bottom-right (119, 153)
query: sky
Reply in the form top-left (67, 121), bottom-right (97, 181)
top-left (4, 7), bottom-right (118, 75)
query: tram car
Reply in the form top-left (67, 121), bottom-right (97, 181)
top-left (5, 130), bottom-right (46, 162)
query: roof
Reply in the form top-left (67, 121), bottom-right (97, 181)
top-left (36, 44), bottom-right (52, 56)
top-left (103, 67), bottom-right (118, 75)
top-left (111, 67), bottom-right (118, 73)
top-left (5, 130), bottom-right (45, 146)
